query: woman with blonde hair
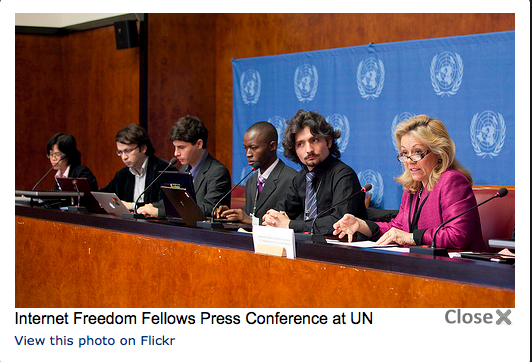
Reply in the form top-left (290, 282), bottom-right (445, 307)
top-left (333, 115), bottom-right (487, 251)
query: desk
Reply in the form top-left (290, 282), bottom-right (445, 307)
top-left (15, 205), bottom-right (514, 308)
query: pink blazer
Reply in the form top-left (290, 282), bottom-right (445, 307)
top-left (376, 169), bottom-right (487, 251)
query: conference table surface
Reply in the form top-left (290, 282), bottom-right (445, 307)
top-left (15, 204), bottom-right (515, 308)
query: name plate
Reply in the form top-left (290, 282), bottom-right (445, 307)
top-left (252, 225), bottom-right (295, 259)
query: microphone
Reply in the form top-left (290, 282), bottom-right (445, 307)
top-left (32, 154), bottom-right (67, 191)
top-left (308, 184), bottom-right (372, 239)
top-left (66, 179), bottom-right (88, 213)
top-left (198, 161), bottom-right (260, 229)
top-left (123, 157), bottom-right (178, 218)
top-left (410, 187), bottom-right (508, 257)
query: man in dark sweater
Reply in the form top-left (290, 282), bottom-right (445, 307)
top-left (262, 110), bottom-right (367, 235)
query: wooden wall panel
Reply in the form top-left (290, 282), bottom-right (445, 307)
top-left (15, 26), bottom-right (139, 191)
top-left (146, 13), bottom-right (217, 166)
top-left (15, 34), bottom-right (65, 190)
top-left (63, 26), bottom-right (140, 188)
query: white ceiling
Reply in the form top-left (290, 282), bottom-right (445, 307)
top-left (15, 13), bottom-right (128, 28)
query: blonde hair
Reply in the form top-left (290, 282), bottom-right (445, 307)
top-left (394, 115), bottom-right (473, 193)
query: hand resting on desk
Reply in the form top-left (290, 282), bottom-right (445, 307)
top-left (333, 213), bottom-right (414, 246)
top-left (136, 203), bottom-right (159, 218)
top-left (214, 205), bottom-right (252, 224)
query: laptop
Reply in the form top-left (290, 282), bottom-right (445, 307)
top-left (56, 177), bottom-right (102, 212)
top-left (158, 172), bottom-right (196, 218)
top-left (161, 186), bottom-right (206, 226)
top-left (91, 192), bottom-right (132, 216)
top-left (488, 238), bottom-right (515, 250)
top-left (161, 186), bottom-right (244, 229)
top-left (459, 252), bottom-right (515, 265)
top-left (159, 171), bottom-right (196, 200)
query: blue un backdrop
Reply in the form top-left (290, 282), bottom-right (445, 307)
top-left (232, 31), bottom-right (515, 209)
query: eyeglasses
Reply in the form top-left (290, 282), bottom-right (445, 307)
top-left (47, 152), bottom-right (65, 160)
top-left (116, 145), bottom-right (139, 157)
top-left (397, 149), bottom-right (431, 163)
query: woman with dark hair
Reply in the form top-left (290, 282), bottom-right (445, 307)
top-left (46, 133), bottom-right (98, 191)
top-left (333, 115), bottom-right (487, 251)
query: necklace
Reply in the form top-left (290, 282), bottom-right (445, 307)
top-left (418, 185), bottom-right (424, 199)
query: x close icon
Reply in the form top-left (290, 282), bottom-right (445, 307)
top-left (496, 309), bottom-right (511, 325)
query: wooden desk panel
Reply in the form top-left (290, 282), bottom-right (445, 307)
top-left (15, 213), bottom-right (514, 308)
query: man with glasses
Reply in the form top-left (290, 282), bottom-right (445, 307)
top-left (99, 124), bottom-right (177, 210)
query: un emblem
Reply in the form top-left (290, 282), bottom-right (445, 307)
top-left (326, 113), bottom-right (350, 153)
top-left (470, 111), bottom-right (506, 158)
top-left (294, 64), bottom-right (318, 102)
top-left (391, 112), bottom-right (416, 149)
top-left (358, 169), bottom-right (384, 208)
top-left (356, 57), bottom-right (385, 100)
top-left (430, 51), bottom-right (463, 96)
top-left (267, 115), bottom-right (287, 154)
top-left (240, 69), bottom-right (261, 105)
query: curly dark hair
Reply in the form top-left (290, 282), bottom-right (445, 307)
top-left (115, 124), bottom-right (156, 156)
top-left (282, 110), bottom-right (341, 164)
top-left (168, 115), bottom-right (208, 148)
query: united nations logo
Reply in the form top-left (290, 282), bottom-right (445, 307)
top-left (358, 169), bottom-right (384, 208)
top-left (240, 69), bottom-right (261, 105)
top-left (326, 113), bottom-right (350, 153)
top-left (391, 112), bottom-right (416, 149)
top-left (294, 64), bottom-right (318, 102)
top-left (430, 51), bottom-right (463, 97)
top-left (356, 57), bottom-right (385, 100)
top-left (267, 115), bottom-right (287, 154)
top-left (470, 111), bottom-right (506, 158)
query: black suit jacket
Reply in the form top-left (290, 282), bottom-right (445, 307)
top-left (99, 156), bottom-right (176, 204)
top-left (178, 152), bottom-right (232, 217)
top-left (52, 164), bottom-right (98, 191)
top-left (243, 159), bottom-right (297, 221)
top-left (277, 154), bottom-right (367, 234)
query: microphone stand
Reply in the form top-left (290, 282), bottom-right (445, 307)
top-left (122, 157), bottom-right (178, 219)
top-left (67, 179), bottom-right (88, 213)
top-left (32, 154), bottom-right (67, 190)
top-left (409, 188), bottom-right (508, 258)
top-left (296, 184), bottom-right (372, 244)
top-left (197, 162), bottom-right (261, 230)
top-left (29, 154), bottom-right (67, 207)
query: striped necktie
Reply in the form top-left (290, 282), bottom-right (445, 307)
top-left (305, 171), bottom-right (318, 220)
top-left (257, 175), bottom-right (265, 195)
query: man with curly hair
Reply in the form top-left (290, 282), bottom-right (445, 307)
top-left (262, 110), bottom-right (367, 235)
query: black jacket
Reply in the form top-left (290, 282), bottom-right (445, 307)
top-left (99, 156), bottom-right (177, 205)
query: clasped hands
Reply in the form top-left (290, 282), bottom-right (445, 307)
top-left (261, 209), bottom-right (291, 228)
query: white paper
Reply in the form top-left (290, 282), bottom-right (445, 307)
top-left (252, 225), bottom-right (296, 259)
top-left (326, 239), bottom-right (409, 252)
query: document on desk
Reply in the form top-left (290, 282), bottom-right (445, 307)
top-left (326, 239), bottom-right (410, 252)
